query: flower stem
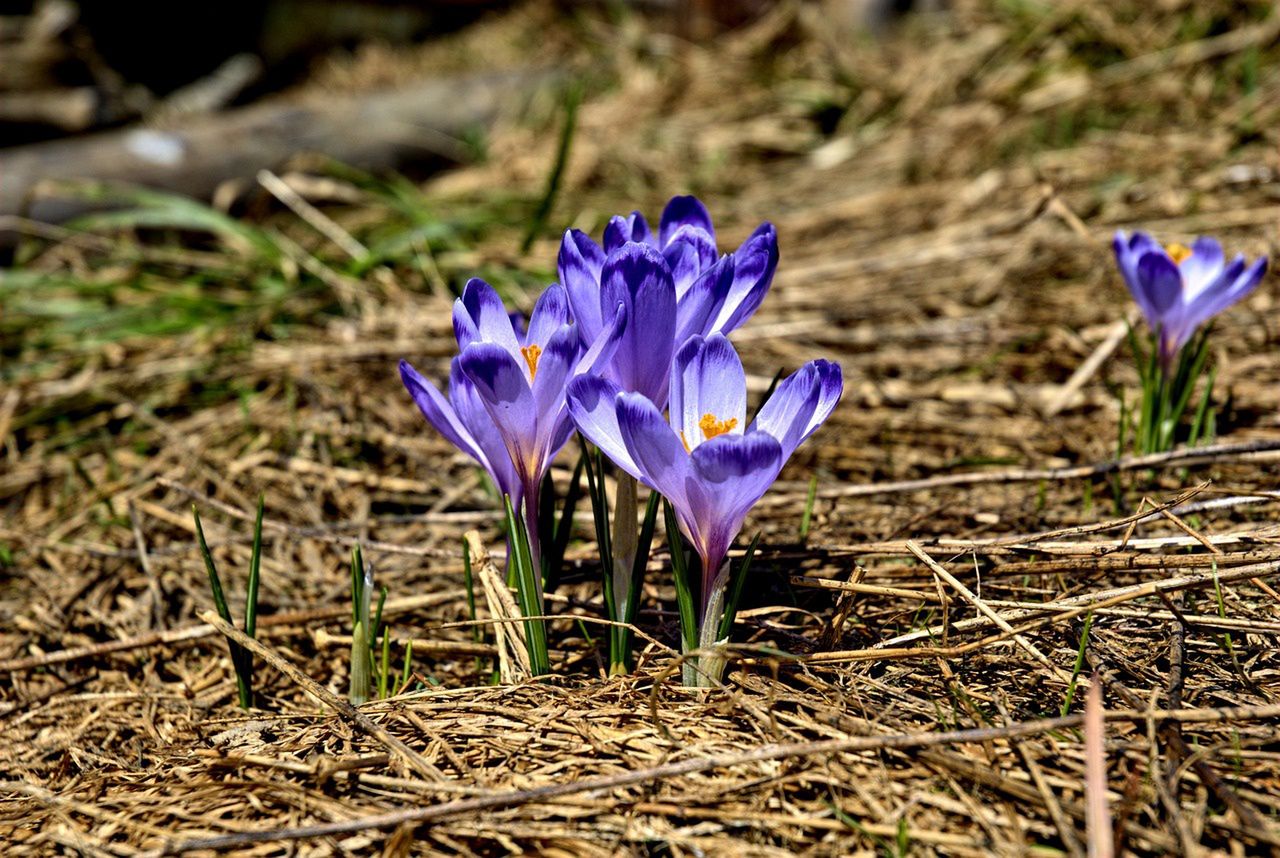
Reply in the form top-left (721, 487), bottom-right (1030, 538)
top-left (609, 474), bottom-right (638, 673)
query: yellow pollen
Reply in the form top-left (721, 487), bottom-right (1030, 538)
top-left (1165, 242), bottom-right (1193, 265)
top-left (520, 344), bottom-right (542, 380)
top-left (680, 430), bottom-right (691, 453)
top-left (699, 413), bottom-right (738, 440)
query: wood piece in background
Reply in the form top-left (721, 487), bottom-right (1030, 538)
top-left (0, 68), bottom-right (552, 225)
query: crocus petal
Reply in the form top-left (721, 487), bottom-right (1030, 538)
top-left (603, 211), bottom-right (656, 253)
top-left (566, 375), bottom-right (639, 477)
top-left (558, 229), bottom-right (606, 344)
top-left (660, 196), bottom-right (715, 248)
top-left (455, 279), bottom-right (522, 358)
top-left (1180, 236), bottom-right (1225, 299)
top-left (674, 256), bottom-right (733, 346)
top-left (1185, 255), bottom-right (1267, 333)
top-left (457, 343), bottom-right (539, 482)
top-left (670, 334), bottom-right (747, 452)
top-left (600, 242), bottom-right (677, 405)
top-left (1134, 251), bottom-right (1183, 331)
top-left (524, 283), bottom-right (572, 349)
top-left (449, 361), bottom-right (523, 504)
top-left (527, 322), bottom-right (583, 467)
top-left (615, 391), bottom-right (691, 508)
top-left (709, 222), bottom-right (778, 335)
top-left (663, 225), bottom-right (718, 296)
top-left (751, 360), bottom-right (844, 460)
top-left (686, 432), bottom-right (784, 587)
top-left (575, 301), bottom-right (628, 378)
top-left (399, 359), bottom-right (487, 467)
top-left (530, 324), bottom-right (579, 431)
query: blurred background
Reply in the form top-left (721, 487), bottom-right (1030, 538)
top-left (0, 0), bottom-right (933, 220)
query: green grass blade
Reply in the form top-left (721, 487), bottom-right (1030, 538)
top-left (799, 474), bottom-right (818, 540)
top-left (504, 495), bottom-right (550, 675)
top-left (1060, 612), bottom-right (1094, 716)
top-left (244, 494), bottom-right (265, 639)
top-left (192, 504), bottom-right (252, 709)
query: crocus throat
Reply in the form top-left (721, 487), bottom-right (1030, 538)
top-left (1165, 243), bottom-right (1193, 265)
top-left (699, 413), bottom-right (737, 440)
top-left (521, 344), bottom-right (542, 380)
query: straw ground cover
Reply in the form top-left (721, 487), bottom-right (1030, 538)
top-left (3, 1), bottom-right (1280, 853)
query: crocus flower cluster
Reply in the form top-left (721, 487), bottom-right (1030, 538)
top-left (401, 195), bottom-right (842, 685)
top-left (1114, 231), bottom-right (1267, 367)
top-left (1112, 230), bottom-right (1268, 455)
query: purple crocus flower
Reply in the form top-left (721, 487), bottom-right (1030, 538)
top-left (558, 195), bottom-right (778, 405)
top-left (400, 278), bottom-right (625, 569)
top-left (567, 333), bottom-right (842, 611)
top-left (1114, 231), bottom-right (1267, 366)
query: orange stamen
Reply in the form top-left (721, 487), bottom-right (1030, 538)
top-left (680, 430), bottom-right (691, 453)
top-left (699, 413), bottom-right (738, 440)
top-left (520, 344), bottom-right (542, 380)
top-left (1165, 242), bottom-right (1193, 265)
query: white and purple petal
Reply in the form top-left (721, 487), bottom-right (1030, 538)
top-left (455, 279), bottom-right (523, 358)
top-left (663, 225), bottom-right (718, 296)
top-left (1179, 236), bottom-right (1225, 299)
top-left (708, 223), bottom-right (778, 335)
top-left (524, 283), bottom-right (572, 350)
top-left (566, 375), bottom-right (640, 477)
top-left (750, 360), bottom-right (844, 460)
top-left (614, 390), bottom-right (692, 509)
top-left (457, 343), bottom-right (539, 483)
top-left (686, 432), bottom-right (784, 592)
top-left (670, 334), bottom-right (746, 452)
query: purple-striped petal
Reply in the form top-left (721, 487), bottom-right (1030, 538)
top-left (1134, 251), bottom-right (1183, 326)
top-left (600, 242), bottom-right (677, 405)
top-left (660, 196), bottom-right (715, 248)
top-left (1185, 255), bottom-right (1267, 333)
top-left (400, 359), bottom-right (486, 466)
top-left (530, 324), bottom-right (579, 432)
top-left (558, 229), bottom-right (606, 344)
top-left (686, 432), bottom-right (784, 591)
top-left (566, 375), bottom-right (639, 477)
top-left (524, 283), bottom-right (571, 349)
top-left (449, 361), bottom-right (523, 504)
top-left (670, 334), bottom-right (746, 453)
top-left (751, 360), bottom-right (844, 460)
top-left (615, 391), bottom-right (691, 508)
top-left (458, 343), bottom-right (539, 481)
top-left (663, 225), bottom-right (718, 297)
top-left (708, 222), bottom-right (778, 335)
top-left (455, 279), bottom-right (522, 358)
top-left (603, 211), bottom-right (656, 254)
top-left (575, 301), bottom-right (628, 378)
top-left (1179, 236), bottom-right (1225, 299)
top-left (674, 256), bottom-right (733, 346)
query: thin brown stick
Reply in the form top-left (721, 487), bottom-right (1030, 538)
top-left (806, 441), bottom-right (1280, 499)
top-left (907, 540), bottom-right (1076, 685)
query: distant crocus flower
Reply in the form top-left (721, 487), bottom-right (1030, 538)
top-left (567, 334), bottom-right (842, 609)
top-left (400, 278), bottom-right (625, 569)
top-left (1114, 231), bottom-right (1268, 366)
top-left (558, 195), bottom-right (778, 404)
